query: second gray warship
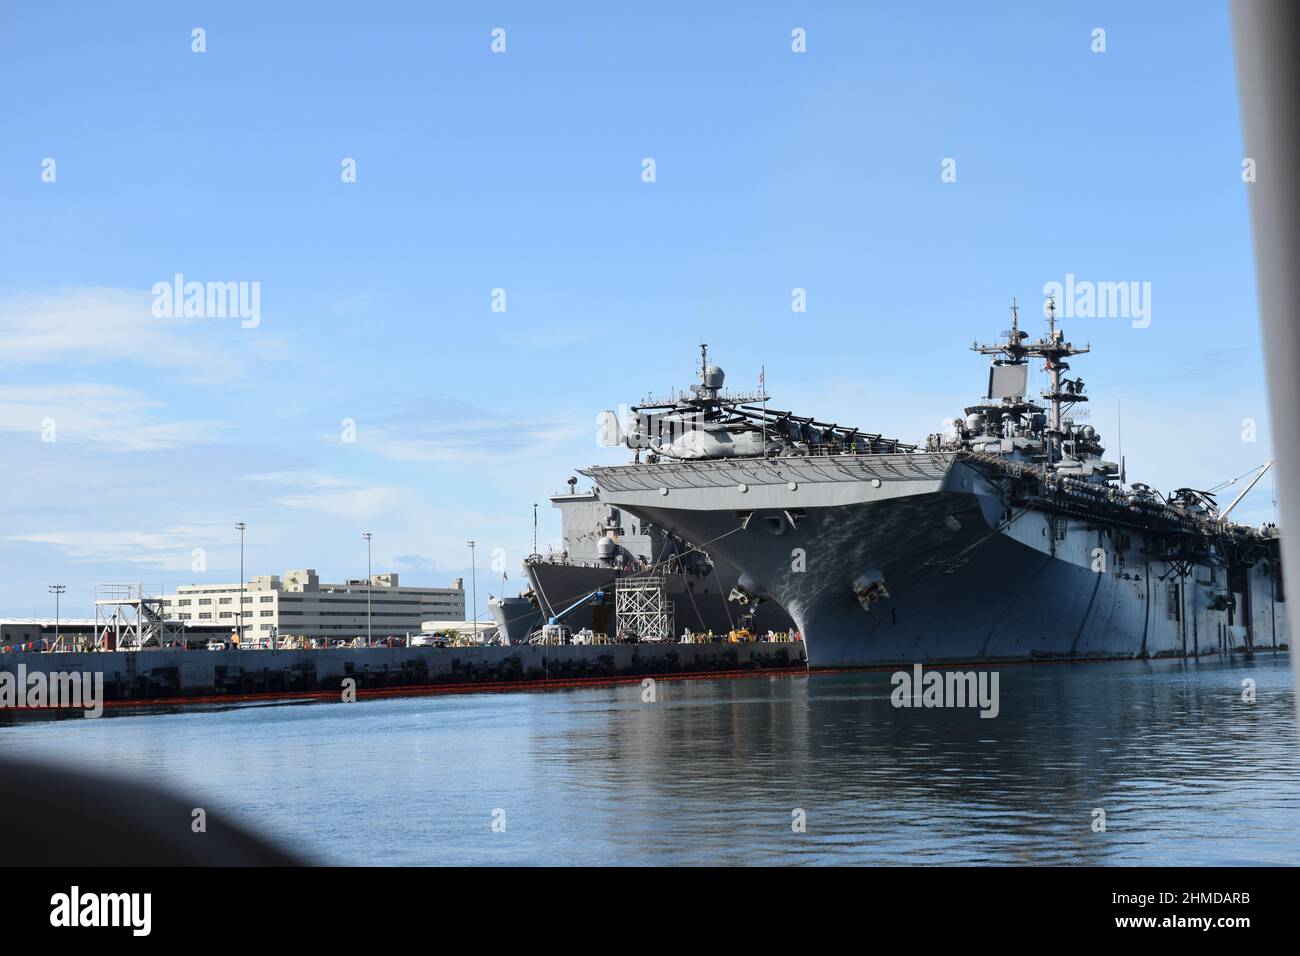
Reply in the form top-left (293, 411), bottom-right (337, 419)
top-left (489, 487), bottom-right (795, 644)
top-left (582, 302), bottom-right (1289, 668)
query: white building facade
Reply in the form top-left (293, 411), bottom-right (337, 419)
top-left (162, 570), bottom-right (465, 641)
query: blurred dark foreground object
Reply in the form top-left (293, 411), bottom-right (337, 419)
top-left (1232, 0), bottom-right (1300, 691)
top-left (0, 757), bottom-right (302, 866)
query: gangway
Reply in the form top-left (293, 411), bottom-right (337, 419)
top-left (93, 584), bottom-right (186, 650)
top-left (615, 575), bottom-right (675, 642)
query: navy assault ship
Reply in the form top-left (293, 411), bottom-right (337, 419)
top-left (582, 302), bottom-right (1289, 667)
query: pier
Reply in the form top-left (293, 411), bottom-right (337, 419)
top-left (0, 640), bottom-right (807, 715)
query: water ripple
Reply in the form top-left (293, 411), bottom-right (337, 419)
top-left (1, 653), bottom-right (1295, 865)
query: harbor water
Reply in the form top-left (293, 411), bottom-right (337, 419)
top-left (2, 653), bottom-right (1296, 865)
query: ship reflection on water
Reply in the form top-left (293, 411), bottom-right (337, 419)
top-left (4, 653), bottom-right (1296, 865)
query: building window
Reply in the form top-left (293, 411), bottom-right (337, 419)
top-left (260, 596), bottom-right (274, 603)
top-left (178, 599), bottom-right (191, 606)
top-left (219, 597), bottom-right (232, 605)
top-left (199, 613), bottom-right (212, 620)
top-left (260, 610), bottom-right (274, 617)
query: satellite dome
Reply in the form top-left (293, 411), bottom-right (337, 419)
top-left (702, 365), bottom-right (725, 389)
top-left (596, 537), bottom-right (617, 560)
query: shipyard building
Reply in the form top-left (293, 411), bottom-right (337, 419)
top-left (161, 569), bottom-right (465, 641)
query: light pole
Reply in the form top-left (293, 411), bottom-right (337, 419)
top-left (362, 532), bottom-right (373, 646)
top-left (235, 522), bottom-right (246, 645)
top-left (467, 540), bottom-right (477, 644)
top-left (48, 584), bottom-right (65, 651)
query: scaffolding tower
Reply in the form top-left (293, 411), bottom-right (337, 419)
top-left (614, 575), bottom-right (674, 642)
top-left (93, 584), bottom-right (186, 651)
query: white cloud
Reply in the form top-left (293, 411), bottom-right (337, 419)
top-left (235, 471), bottom-right (399, 520)
top-left (0, 287), bottom-right (278, 380)
top-left (344, 398), bottom-right (588, 464)
top-left (7, 526), bottom-right (231, 572)
top-left (239, 471), bottom-right (359, 489)
top-left (362, 425), bottom-right (586, 463)
top-left (241, 470), bottom-right (527, 560)
top-left (237, 470), bottom-right (418, 522)
top-left (274, 484), bottom-right (414, 521)
top-left (0, 383), bottom-right (226, 451)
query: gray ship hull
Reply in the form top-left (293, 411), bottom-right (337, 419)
top-left (487, 594), bottom-right (543, 646)
top-left (586, 453), bottom-right (1289, 667)
top-left (525, 560), bottom-right (793, 639)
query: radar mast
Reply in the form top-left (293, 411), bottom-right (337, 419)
top-left (1026, 297), bottom-right (1090, 451)
top-left (691, 343), bottom-right (721, 401)
top-left (973, 298), bottom-right (1031, 366)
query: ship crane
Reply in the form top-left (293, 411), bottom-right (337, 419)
top-left (531, 587), bottom-right (611, 645)
top-left (1219, 460), bottom-right (1274, 520)
top-left (546, 588), bottom-right (608, 627)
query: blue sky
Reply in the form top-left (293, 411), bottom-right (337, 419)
top-left (0, 1), bottom-right (1277, 619)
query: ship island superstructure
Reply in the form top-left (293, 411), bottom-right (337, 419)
top-left (582, 302), bottom-right (1289, 667)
